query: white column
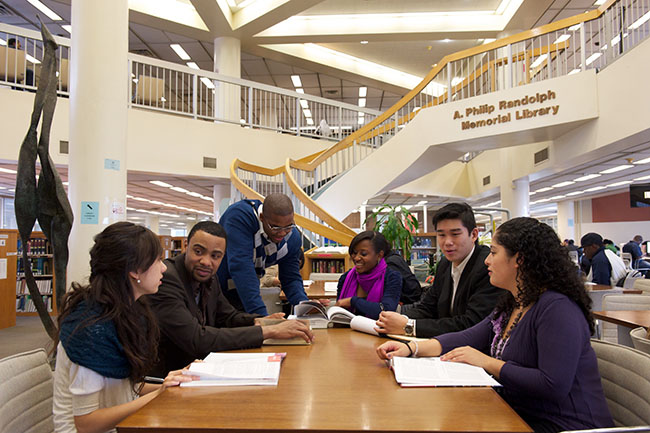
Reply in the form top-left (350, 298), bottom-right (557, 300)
top-left (68, 0), bottom-right (129, 285)
top-left (145, 215), bottom-right (159, 234)
top-left (213, 37), bottom-right (241, 124)
top-left (423, 206), bottom-right (429, 233)
top-left (557, 200), bottom-right (576, 242)
top-left (212, 183), bottom-right (230, 221)
top-left (360, 205), bottom-right (367, 230)
top-left (501, 178), bottom-right (530, 218)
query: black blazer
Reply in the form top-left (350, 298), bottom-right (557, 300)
top-left (401, 244), bottom-right (504, 338)
top-left (147, 253), bottom-right (263, 376)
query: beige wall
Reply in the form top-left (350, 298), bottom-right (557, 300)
top-left (0, 87), bottom-right (329, 180)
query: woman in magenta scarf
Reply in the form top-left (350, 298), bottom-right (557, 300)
top-left (336, 231), bottom-right (402, 319)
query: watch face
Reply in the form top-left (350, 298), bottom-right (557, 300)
top-left (405, 324), bottom-right (414, 335)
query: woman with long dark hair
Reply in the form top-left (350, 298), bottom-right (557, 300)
top-left (53, 222), bottom-right (194, 433)
top-left (377, 217), bottom-right (613, 432)
top-left (336, 230), bottom-right (402, 319)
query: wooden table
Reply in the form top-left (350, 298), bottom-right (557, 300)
top-left (117, 329), bottom-right (531, 432)
top-left (593, 310), bottom-right (650, 346)
top-left (280, 280), bottom-right (338, 301)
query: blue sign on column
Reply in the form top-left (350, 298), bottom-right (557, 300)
top-left (81, 201), bottom-right (99, 224)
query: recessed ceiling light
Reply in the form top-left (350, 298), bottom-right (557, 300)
top-left (566, 191), bottom-right (584, 196)
top-left (358, 87), bottom-right (367, 97)
top-left (550, 195), bottom-right (566, 200)
top-left (552, 181), bottom-right (575, 188)
top-left (170, 44), bottom-right (191, 61)
top-left (291, 75), bottom-right (302, 88)
top-left (585, 186), bottom-right (606, 192)
top-left (186, 62), bottom-right (200, 70)
top-left (303, 109), bottom-right (312, 118)
top-left (62, 24), bottom-right (72, 34)
top-left (633, 157), bottom-right (650, 164)
top-left (629, 11), bottom-right (650, 29)
top-left (573, 174), bottom-right (601, 182)
top-left (442, 39), bottom-right (451, 43)
top-left (200, 77), bottom-right (215, 89)
top-left (634, 175), bottom-right (650, 181)
top-left (360, 40), bottom-right (368, 44)
top-left (150, 180), bottom-right (173, 188)
top-left (553, 34), bottom-right (571, 44)
top-left (358, 98), bottom-right (366, 108)
top-left (535, 187), bottom-right (554, 193)
top-left (607, 180), bottom-right (633, 187)
top-left (0, 168), bottom-right (17, 174)
top-left (295, 88), bottom-right (305, 94)
top-left (599, 164), bottom-right (633, 174)
top-left (593, 0), bottom-right (606, 5)
top-left (27, 0), bottom-right (62, 21)
top-left (170, 186), bottom-right (189, 193)
top-left (585, 52), bottom-right (602, 65)
top-left (299, 100), bottom-right (309, 109)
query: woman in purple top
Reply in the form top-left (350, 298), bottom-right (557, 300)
top-left (336, 231), bottom-right (402, 320)
top-left (377, 217), bottom-right (613, 433)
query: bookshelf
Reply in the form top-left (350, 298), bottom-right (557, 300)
top-left (170, 237), bottom-right (187, 257)
top-left (411, 232), bottom-right (437, 263)
top-left (302, 246), bottom-right (353, 282)
top-left (0, 229), bottom-right (18, 329)
top-left (16, 231), bottom-right (57, 316)
top-left (159, 235), bottom-right (172, 259)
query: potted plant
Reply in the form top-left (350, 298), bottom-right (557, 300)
top-left (364, 204), bottom-right (419, 262)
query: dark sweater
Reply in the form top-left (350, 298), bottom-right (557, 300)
top-left (437, 291), bottom-right (614, 431)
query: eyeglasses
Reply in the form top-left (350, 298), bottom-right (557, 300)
top-left (267, 223), bottom-right (297, 233)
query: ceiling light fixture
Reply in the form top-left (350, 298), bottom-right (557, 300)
top-left (360, 40), bottom-right (368, 44)
top-left (359, 87), bottom-right (367, 97)
top-left (566, 191), bottom-right (584, 196)
top-left (585, 52), bottom-right (602, 65)
top-left (633, 156), bottom-right (650, 164)
top-left (27, 0), bottom-right (62, 21)
top-left (585, 186), bottom-right (606, 192)
top-left (593, 0), bottom-right (606, 5)
top-left (550, 195), bottom-right (566, 200)
top-left (552, 181), bottom-right (575, 188)
top-left (553, 34), bottom-right (571, 44)
top-left (607, 180), bottom-right (633, 187)
top-left (291, 75), bottom-right (302, 88)
top-left (573, 173), bottom-right (601, 182)
top-left (295, 88), bottom-right (305, 94)
top-left (530, 54), bottom-right (548, 69)
top-left (358, 98), bottom-right (366, 108)
top-left (535, 186), bottom-right (554, 193)
top-left (299, 100), bottom-right (309, 109)
top-left (170, 44), bottom-right (191, 61)
top-left (150, 180), bottom-right (173, 188)
top-left (599, 164), bottom-right (633, 174)
top-left (62, 24), bottom-right (72, 34)
top-left (200, 77), bottom-right (215, 89)
top-left (303, 109), bottom-right (312, 118)
top-left (186, 62), bottom-right (200, 70)
top-left (170, 186), bottom-right (189, 193)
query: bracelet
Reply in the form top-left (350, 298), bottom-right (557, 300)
top-left (404, 341), bottom-right (413, 357)
top-left (413, 340), bottom-right (419, 357)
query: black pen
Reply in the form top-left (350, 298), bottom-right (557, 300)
top-left (144, 376), bottom-right (164, 384)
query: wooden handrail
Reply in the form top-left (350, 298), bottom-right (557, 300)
top-left (231, 0), bottom-right (622, 244)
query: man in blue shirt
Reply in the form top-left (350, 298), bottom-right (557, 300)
top-left (581, 232), bottom-right (626, 286)
top-left (218, 193), bottom-right (308, 315)
top-left (623, 235), bottom-right (650, 270)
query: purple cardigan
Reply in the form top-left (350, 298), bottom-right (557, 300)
top-left (437, 291), bottom-right (613, 431)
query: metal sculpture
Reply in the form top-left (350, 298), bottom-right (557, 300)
top-left (15, 21), bottom-right (73, 340)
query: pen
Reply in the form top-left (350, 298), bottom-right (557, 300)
top-left (144, 376), bottom-right (165, 384)
top-left (380, 302), bottom-right (384, 311)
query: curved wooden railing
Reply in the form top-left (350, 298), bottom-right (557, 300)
top-left (232, 0), bottom-right (645, 246)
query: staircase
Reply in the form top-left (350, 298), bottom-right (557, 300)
top-left (231, 0), bottom-right (649, 246)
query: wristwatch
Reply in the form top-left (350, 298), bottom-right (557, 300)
top-left (404, 318), bottom-right (415, 337)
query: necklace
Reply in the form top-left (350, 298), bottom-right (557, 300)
top-left (491, 307), bottom-right (524, 360)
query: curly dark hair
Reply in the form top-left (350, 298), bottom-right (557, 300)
top-left (55, 222), bottom-right (162, 389)
top-left (493, 217), bottom-right (594, 335)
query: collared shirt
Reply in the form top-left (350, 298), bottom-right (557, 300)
top-left (253, 204), bottom-right (291, 275)
top-left (450, 245), bottom-right (475, 312)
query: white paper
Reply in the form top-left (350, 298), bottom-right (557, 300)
top-left (324, 281), bottom-right (338, 292)
top-left (181, 352), bottom-right (285, 387)
top-left (350, 315), bottom-right (379, 336)
top-left (391, 357), bottom-right (501, 387)
top-left (0, 258), bottom-right (6, 280)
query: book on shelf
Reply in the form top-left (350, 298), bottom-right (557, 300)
top-left (292, 301), bottom-right (379, 335)
top-left (389, 356), bottom-right (502, 388)
top-left (16, 278), bottom-right (52, 295)
top-left (181, 352), bottom-right (287, 387)
top-left (256, 318), bottom-right (312, 346)
top-left (16, 294), bottom-right (53, 313)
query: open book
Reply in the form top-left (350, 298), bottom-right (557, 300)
top-left (390, 356), bottom-right (502, 387)
top-left (293, 300), bottom-right (379, 335)
top-left (181, 352), bottom-right (286, 387)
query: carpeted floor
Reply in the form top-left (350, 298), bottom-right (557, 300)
top-left (0, 316), bottom-right (54, 359)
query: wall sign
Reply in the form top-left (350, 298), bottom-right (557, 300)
top-left (81, 201), bottom-right (99, 224)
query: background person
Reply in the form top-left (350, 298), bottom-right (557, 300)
top-left (377, 217), bottom-right (613, 433)
top-left (623, 235), bottom-right (650, 270)
top-left (53, 222), bottom-right (195, 433)
top-left (336, 231), bottom-right (401, 319)
top-left (148, 221), bottom-right (312, 375)
top-left (580, 232), bottom-right (626, 286)
top-left (375, 202), bottom-right (502, 337)
top-left (218, 193), bottom-right (308, 315)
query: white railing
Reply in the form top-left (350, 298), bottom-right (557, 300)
top-left (231, 0), bottom-right (650, 246)
top-left (128, 54), bottom-right (380, 141)
top-left (0, 23), bottom-right (70, 95)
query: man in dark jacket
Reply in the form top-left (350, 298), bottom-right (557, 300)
top-left (148, 221), bottom-right (312, 375)
top-left (384, 250), bottom-right (422, 304)
top-left (375, 202), bottom-right (503, 338)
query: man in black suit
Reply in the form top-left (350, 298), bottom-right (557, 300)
top-left (375, 202), bottom-right (503, 338)
top-left (148, 221), bottom-right (312, 376)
